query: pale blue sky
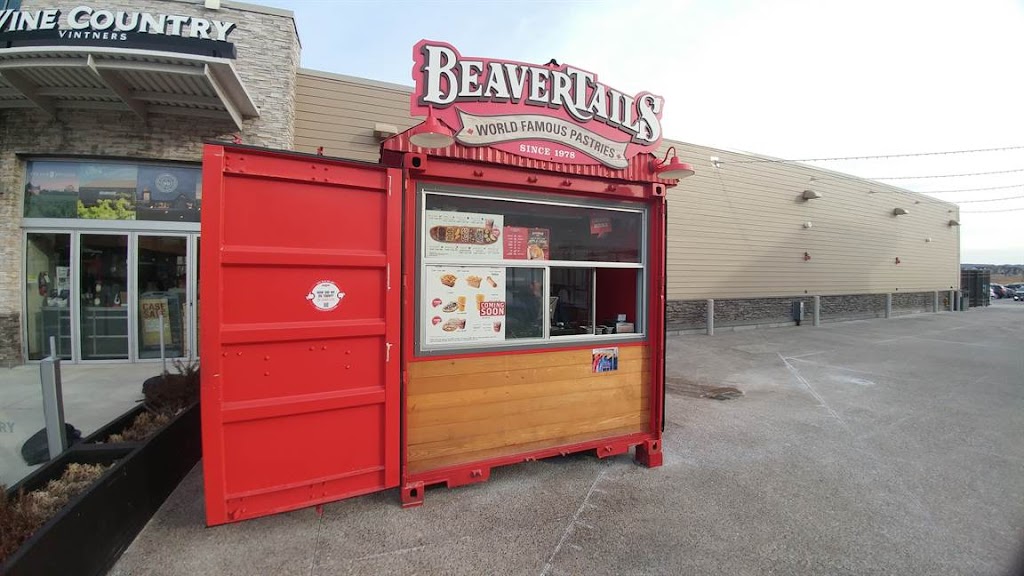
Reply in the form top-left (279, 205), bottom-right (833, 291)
top-left (259, 0), bottom-right (1024, 264)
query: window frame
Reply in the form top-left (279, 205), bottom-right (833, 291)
top-left (416, 185), bottom-right (648, 356)
top-left (21, 156), bottom-right (203, 223)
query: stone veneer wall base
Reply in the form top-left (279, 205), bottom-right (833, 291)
top-left (666, 292), bottom-right (943, 333)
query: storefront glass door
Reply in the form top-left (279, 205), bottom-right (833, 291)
top-left (79, 234), bottom-right (130, 360)
top-left (192, 235), bottom-right (200, 359)
top-left (24, 232), bottom-right (72, 360)
top-left (25, 230), bottom-right (199, 363)
top-left (137, 235), bottom-right (188, 359)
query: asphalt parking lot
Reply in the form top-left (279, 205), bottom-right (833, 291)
top-left (112, 302), bottom-right (1024, 576)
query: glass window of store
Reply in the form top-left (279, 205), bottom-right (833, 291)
top-left (23, 159), bottom-right (202, 362)
top-left (79, 234), bottom-right (129, 360)
top-left (24, 233), bottom-right (72, 360)
top-left (420, 190), bottom-right (645, 352)
top-left (24, 160), bottom-right (201, 222)
top-left (138, 236), bottom-right (189, 359)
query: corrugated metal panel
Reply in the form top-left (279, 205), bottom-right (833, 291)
top-left (382, 129), bottom-right (674, 185)
top-left (21, 66), bottom-right (104, 89)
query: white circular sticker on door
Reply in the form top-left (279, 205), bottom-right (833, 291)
top-left (306, 280), bottom-right (345, 311)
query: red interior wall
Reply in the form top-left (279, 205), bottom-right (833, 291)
top-left (595, 268), bottom-right (638, 326)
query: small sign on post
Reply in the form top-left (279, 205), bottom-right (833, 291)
top-left (39, 336), bottom-right (68, 460)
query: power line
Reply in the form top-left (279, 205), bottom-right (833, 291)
top-left (725, 144), bottom-right (1024, 164)
top-left (960, 206), bottom-right (1024, 213)
top-left (920, 183), bottom-right (1024, 194)
top-left (955, 195), bottom-right (1024, 203)
top-left (873, 167), bottom-right (1024, 180)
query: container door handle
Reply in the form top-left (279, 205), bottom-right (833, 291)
top-left (385, 342), bottom-right (392, 363)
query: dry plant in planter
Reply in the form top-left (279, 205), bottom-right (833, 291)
top-left (143, 357), bottom-right (200, 414)
top-left (0, 463), bottom-right (108, 563)
top-left (105, 411), bottom-right (172, 444)
top-left (101, 358), bottom-right (200, 445)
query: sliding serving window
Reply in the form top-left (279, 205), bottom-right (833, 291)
top-left (419, 190), bottom-right (645, 352)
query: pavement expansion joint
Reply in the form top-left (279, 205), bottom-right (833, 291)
top-left (778, 352), bottom-right (849, 430)
top-left (539, 468), bottom-right (607, 576)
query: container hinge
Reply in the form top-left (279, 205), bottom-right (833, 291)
top-left (386, 342), bottom-right (392, 363)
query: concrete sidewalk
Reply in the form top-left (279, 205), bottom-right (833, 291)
top-left (112, 303), bottom-right (1024, 575)
top-left (0, 362), bottom-right (157, 486)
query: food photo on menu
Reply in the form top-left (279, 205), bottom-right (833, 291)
top-left (425, 210), bottom-right (504, 260)
top-left (425, 265), bottom-right (506, 345)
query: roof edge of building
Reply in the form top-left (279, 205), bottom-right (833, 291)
top-left (298, 68), bottom-right (413, 94)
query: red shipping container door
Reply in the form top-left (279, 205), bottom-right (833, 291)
top-left (200, 144), bottom-right (401, 525)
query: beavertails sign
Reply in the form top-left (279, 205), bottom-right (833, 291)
top-left (411, 40), bottom-right (665, 169)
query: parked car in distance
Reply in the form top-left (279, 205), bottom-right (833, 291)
top-left (991, 284), bottom-right (1007, 299)
top-left (1008, 283), bottom-right (1024, 301)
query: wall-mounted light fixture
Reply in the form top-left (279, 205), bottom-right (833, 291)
top-left (893, 207), bottom-right (909, 216)
top-left (925, 237), bottom-right (933, 243)
top-left (803, 221), bottom-right (813, 229)
top-left (948, 219), bottom-right (960, 226)
top-left (652, 146), bottom-right (695, 180)
top-left (802, 190), bottom-right (822, 200)
top-left (710, 156), bottom-right (722, 169)
top-left (408, 109), bottom-right (455, 149)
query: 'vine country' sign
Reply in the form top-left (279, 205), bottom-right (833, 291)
top-left (411, 40), bottom-right (666, 169)
top-left (0, 5), bottom-right (237, 58)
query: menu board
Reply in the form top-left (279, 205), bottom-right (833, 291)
top-left (424, 265), bottom-right (506, 345)
top-left (503, 227), bottom-right (550, 260)
top-left (424, 210), bottom-right (503, 260)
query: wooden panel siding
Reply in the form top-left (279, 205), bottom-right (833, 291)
top-left (293, 70), bottom-right (960, 300)
top-left (406, 346), bottom-right (650, 474)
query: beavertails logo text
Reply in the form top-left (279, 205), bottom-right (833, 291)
top-left (411, 40), bottom-right (665, 169)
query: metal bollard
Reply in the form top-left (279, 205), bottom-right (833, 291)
top-left (949, 290), bottom-right (956, 312)
top-left (706, 299), bottom-right (714, 336)
top-left (159, 311), bottom-right (167, 374)
top-left (885, 294), bottom-right (893, 319)
top-left (933, 291), bottom-right (939, 313)
top-left (813, 296), bottom-right (821, 327)
top-left (39, 336), bottom-right (68, 460)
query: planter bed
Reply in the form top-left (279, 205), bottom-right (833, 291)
top-left (2, 403), bottom-right (200, 576)
top-left (81, 404), bottom-right (148, 445)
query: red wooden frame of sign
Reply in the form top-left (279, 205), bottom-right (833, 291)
top-left (383, 135), bottom-right (672, 506)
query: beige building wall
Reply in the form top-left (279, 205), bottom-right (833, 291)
top-left (293, 70), bottom-right (960, 303)
top-left (294, 70), bottom-right (417, 162)
top-left (661, 143), bottom-right (961, 300)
